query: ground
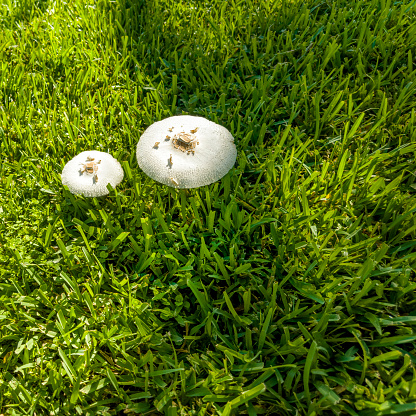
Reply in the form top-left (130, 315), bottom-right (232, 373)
top-left (0, 0), bottom-right (416, 415)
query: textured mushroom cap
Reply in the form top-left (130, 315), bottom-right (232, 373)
top-left (61, 151), bottom-right (124, 197)
top-left (136, 116), bottom-right (237, 188)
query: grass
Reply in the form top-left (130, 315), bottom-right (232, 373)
top-left (0, 0), bottom-right (416, 414)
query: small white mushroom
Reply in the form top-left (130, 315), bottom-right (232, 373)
top-left (61, 151), bottom-right (124, 197)
top-left (136, 115), bottom-right (237, 189)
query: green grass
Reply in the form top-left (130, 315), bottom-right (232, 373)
top-left (1, 0), bottom-right (416, 414)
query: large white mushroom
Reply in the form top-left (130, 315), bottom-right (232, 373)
top-left (61, 150), bottom-right (124, 197)
top-left (136, 115), bottom-right (237, 188)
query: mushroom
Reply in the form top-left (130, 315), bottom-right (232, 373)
top-left (61, 150), bottom-right (124, 197)
top-left (136, 116), bottom-right (237, 188)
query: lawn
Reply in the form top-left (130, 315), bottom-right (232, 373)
top-left (1, 0), bottom-right (416, 414)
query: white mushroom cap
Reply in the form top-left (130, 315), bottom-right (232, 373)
top-left (136, 115), bottom-right (237, 188)
top-left (61, 150), bottom-right (124, 197)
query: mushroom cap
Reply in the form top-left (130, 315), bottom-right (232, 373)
top-left (136, 116), bottom-right (237, 188)
top-left (61, 150), bottom-right (124, 197)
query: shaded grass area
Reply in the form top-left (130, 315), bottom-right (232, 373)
top-left (1, 0), bottom-right (416, 414)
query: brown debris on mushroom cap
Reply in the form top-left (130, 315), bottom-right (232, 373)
top-left (172, 132), bottom-right (198, 153)
top-left (136, 115), bottom-right (237, 189)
